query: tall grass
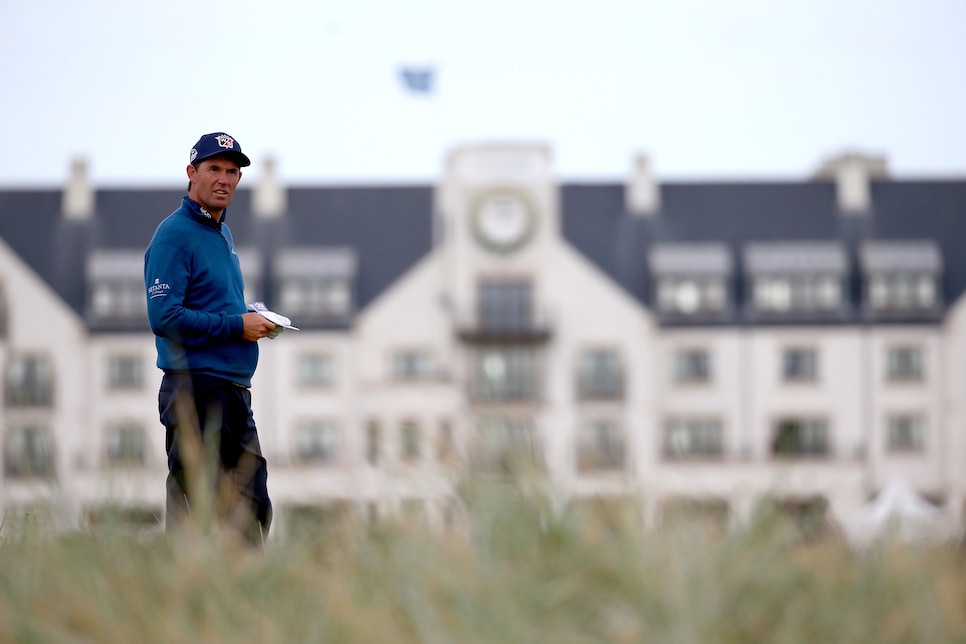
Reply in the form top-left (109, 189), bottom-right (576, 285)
top-left (1, 483), bottom-right (965, 643)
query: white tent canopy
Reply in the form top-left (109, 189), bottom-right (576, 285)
top-left (846, 475), bottom-right (946, 546)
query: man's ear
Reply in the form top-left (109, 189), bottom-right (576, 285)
top-left (186, 164), bottom-right (197, 181)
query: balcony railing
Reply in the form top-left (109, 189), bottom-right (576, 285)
top-left (455, 306), bottom-right (554, 344)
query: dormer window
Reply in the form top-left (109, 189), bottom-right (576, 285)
top-left (753, 275), bottom-right (841, 311)
top-left (234, 247), bottom-right (263, 305)
top-left (860, 241), bottom-right (942, 316)
top-left (650, 244), bottom-right (731, 317)
top-left (744, 243), bottom-right (847, 318)
top-left (275, 248), bottom-right (356, 321)
top-left (88, 251), bottom-right (147, 321)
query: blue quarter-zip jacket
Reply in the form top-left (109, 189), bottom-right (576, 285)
top-left (144, 197), bottom-right (257, 387)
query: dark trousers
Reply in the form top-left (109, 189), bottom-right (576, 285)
top-left (159, 372), bottom-right (272, 545)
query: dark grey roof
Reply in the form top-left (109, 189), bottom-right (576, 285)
top-left (649, 243), bottom-right (732, 275)
top-left (1, 178), bottom-right (965, 332)
top-left (744, 242), bottom-right (848, 274)
top-left (0, 186), bottom-right (433, 332)
top-left (860, 241), bottom-right (943, 272)
top-left (274, 247), bottom-right (357, 278)
top-left (561, 179), bottom-right (966, 326)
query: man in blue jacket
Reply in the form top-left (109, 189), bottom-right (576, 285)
top-left (144, 132), bottom-right (278, 546)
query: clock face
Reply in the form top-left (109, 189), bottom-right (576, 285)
top-left (472, 191), bottom-right (536, 253)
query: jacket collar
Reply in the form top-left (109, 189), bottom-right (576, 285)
top-left (182, 196), bottom-right (226, 229)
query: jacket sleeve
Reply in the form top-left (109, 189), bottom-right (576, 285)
top-left (144, 241), bottom-right (245, 346)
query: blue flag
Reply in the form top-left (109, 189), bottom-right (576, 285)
top-left (399, 66), bottom-right (435, 94)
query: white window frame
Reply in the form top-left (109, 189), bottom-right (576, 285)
top-left (886, 414), bottom-right (925, 453)
top-left (107, 354), bottom-right (144, 390)
top-left (576, 419), bottom-right (626, 473)
top-left (577, 348), bottom-right (623, 400)
top-left (664, 418), bottom-right (724, 460)
top-left (673, 348), bottom-right (711, 385)
top-left (293, 419), bottom-right (340, 465)
top-left (886, 345), bottom-right (924, 382)
top-left (772, 417), bottom-right (829, 457)
top-left (296, 352), bottom-right (335, 388)
top-left (105, 421), bottom-right (147, 467)
top-left (781, 346), bottom-right (818, 383)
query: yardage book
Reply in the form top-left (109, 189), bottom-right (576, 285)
top-left (247, 302), bottom-right (300, 331)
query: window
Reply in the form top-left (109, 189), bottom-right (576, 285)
top-left (89, 251), bottom-right (148, 320)
top-left (93, 282), bottom-right (147, 318)
top-left (393, 350), bottom-right (433, 381)
top-left (4, 425), bottom-right (55, 480)
top-left (576, 420), bottom-right (625, 472)
top-left (478, 280), bottom-right (532, 333)
top-left (649, 244), bottom-right (731, 316)
top-left (366, 421), bottom-right (381, 465)
top-left (782, 347), bottom-right (817, 382)
top-left (234, 247), bottom-right (263, 305)
top-left (887, 415), bottom-right (925, 453)
top-left (280, 279), bottom-right (351, 317)
top-left (861, 242), bottom-right (942, 314)
top-left (107, 355), bottom-right (143, 390)
top-left (471, 347), bottom-right (539, 403)
top-left (5, 354), bottom-right (53, 407)
top-left (868, 274), bottom-right (937, 311)
top-left (673, 349), bottom-right (710, 384)
top-left (744, 243), bottom-right (847, 316)
top-left (297, 353), bottom-right (335, 388)
top-left (886, 345), bottom-right (924, 382)
top-left (293, 420), bottom-right (338, 464)
top-left (577, 349), bottom-right (623, 400)
top-left (400, 421), bottom-right (421, 462)
top-left (657, 277), bottom-right (728, 314)
top-left (105, 422), bottom-right (147, 466)
top-left (772, 418), bottom-right (828, 457)
top-left (664, 418), bottom-right (723, 459)
top-left (274, 248), bottom-right (357, 319)
top-left (472, 417), bottom-right (541, 475)
top-left (752, 275), bottom-right (842, 312)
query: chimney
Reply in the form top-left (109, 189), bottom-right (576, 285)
top-left (253, 156), bottom-right (286, 218)
top-left (813, 151), bottom-right (888, 214)
top-left (626, 153), bottom-right (661, 216)
top-left (62, 158), bottom-right (94, 219)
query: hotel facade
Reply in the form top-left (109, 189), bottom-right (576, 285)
top-left (1, 144), bottom-right (965, 537)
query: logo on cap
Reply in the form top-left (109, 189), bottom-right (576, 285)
top-left (189, 148), bottom-right (198, 163)
top-left (216, 134), bottom-right (235, 150)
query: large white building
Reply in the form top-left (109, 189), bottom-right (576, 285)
top-left (1, 144), bottom-right (964, 537)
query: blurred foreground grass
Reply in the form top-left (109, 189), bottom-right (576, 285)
top-left (2, 485), bottom-right (966, 643)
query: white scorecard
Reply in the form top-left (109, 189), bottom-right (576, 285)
top-left (247, 302), bottom-right (300, 331)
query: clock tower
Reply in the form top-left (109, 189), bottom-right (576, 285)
top-left (469, 188), bottom-right (538, 255)
top-left (434, 143), bottom-right (558, 325)
top-left (432, 143), bottom-right (559, 472)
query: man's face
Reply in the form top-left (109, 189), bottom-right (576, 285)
top-left (187, 156), bottom-right (242, 215)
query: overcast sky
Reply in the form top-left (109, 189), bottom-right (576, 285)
top-left (1, 0), bottom-right (964, 187)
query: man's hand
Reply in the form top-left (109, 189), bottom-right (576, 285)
top-left (242, 312), bottom-right (280, 342)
